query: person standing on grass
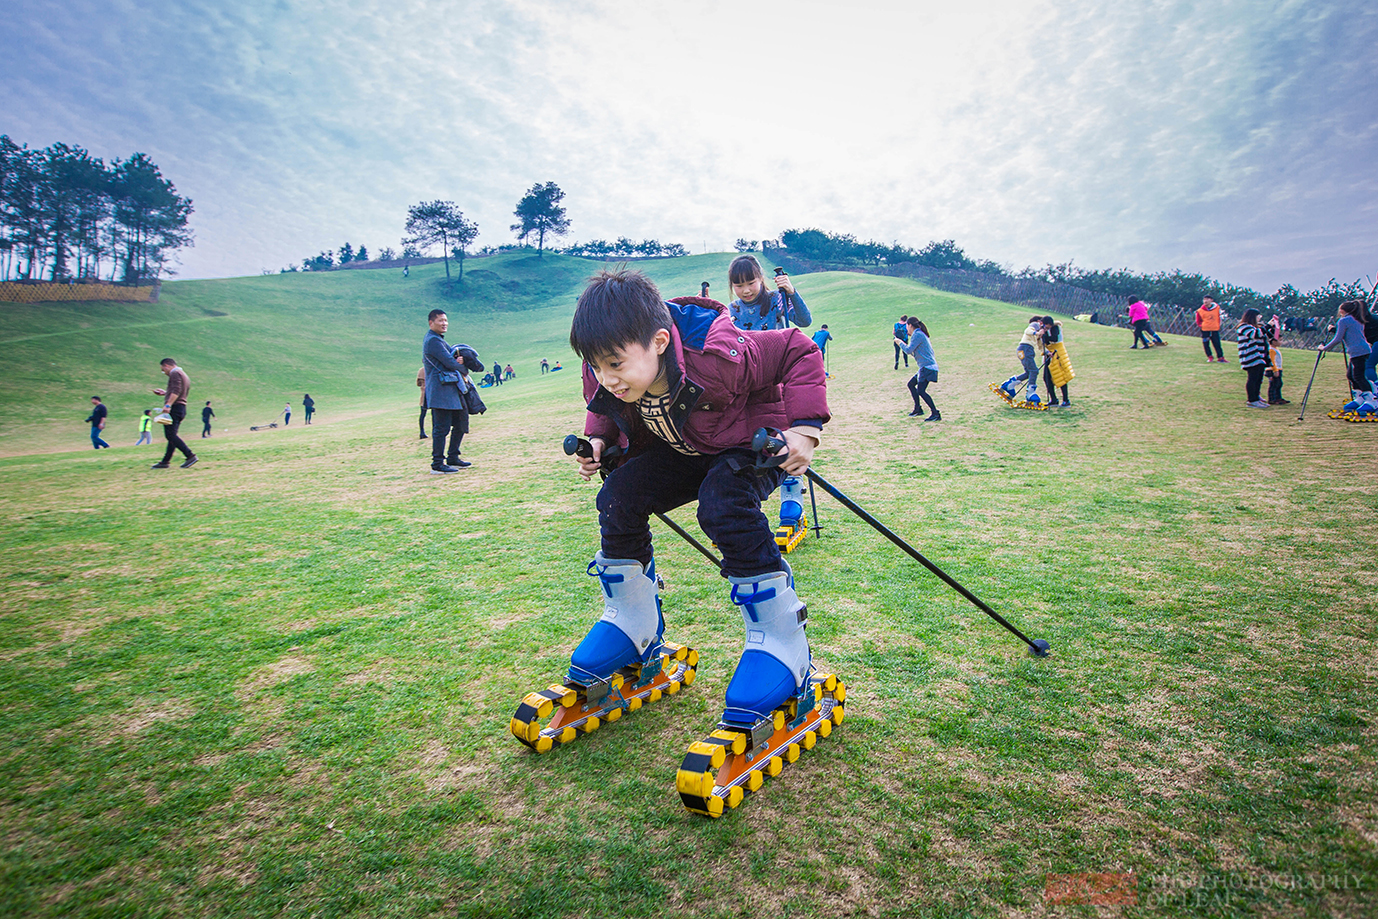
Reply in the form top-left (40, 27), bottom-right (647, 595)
top-left (422, 308), bottom-right (475, 473)
top-left (1237, 310), bottom-right (1269, 408)
top-left (1040, 315), bottom-right (1074, 407)
top-left (811, 324), bottom-right (833, 357)
top-left (135, 410), bottom-right (153, 446)
top-left (303, 393), bottom-right (315, 424)
top-left (1195, 294), bottom-right (1225, 362)
top-left (893, 315), bottom-right (910, 369)
top-left (1127, 297), bottom-right (1154, 349)
top-left (1358, 299), bottom-right (1378, 391)
top-left (85, 396), bottom-right (111, 449)
top-left (283, 402), bottom-right (292, 425)
top-left (1317, 300), bottom-right (1373, 396)
top-left (541, 358), bottom-right (550, 374)
top-left (895, 317), bottom-right (940, 420)
top-left (201, 401), bottom-right (215, 437)
top-left (151, 358), bottom-right (197, 469)
top-left (1265, 322), bottom-right (1288, 405)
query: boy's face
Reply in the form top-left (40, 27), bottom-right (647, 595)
top-left (588, 330), bottom-right (671, 402)
top-left (731, 276), bottom-right (763, 303)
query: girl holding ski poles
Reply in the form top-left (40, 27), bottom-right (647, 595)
top-left (1318, 300), bottom-right (1373, 398)
top-left (726, 255), bottom-right (811, 331)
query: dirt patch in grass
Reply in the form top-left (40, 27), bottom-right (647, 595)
top-left (101, 701), bottom-right (192, 742)
top-left (236, 654), bottom-right (315, 701)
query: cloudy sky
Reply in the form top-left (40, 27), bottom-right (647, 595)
top-left (4, 0), bottom-right (1375, 292)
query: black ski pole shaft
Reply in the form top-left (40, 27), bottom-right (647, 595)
top-left (807, 474), bottom-right (823, 538)
top-left (749, 428), bottom-right (1048, 657)
top-left (773, 267), bottom-right (791, 329)
top-left (803, 468), bottom-right (1048, 656)
top-left (562, 435), bottom-right (722, 570)
top-left (1298, 350), bottom-right (1323, 420)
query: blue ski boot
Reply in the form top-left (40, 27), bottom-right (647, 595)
top-left (1025, 387), bottom-right (1041, 406)
top-left (721, 566), bottom-right (811, 728)
top-left (778, 476), bottom-right (804, 531)
top-left (568, 553), bottom-right (664, 686)
top-left (999, 376), bottom-right (1020, 399)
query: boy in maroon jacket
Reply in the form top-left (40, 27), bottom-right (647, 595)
top-left (568, 268), bottom-right (829, 730)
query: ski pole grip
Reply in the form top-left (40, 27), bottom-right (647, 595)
top-left (751, 427), bottom-right (789, 467)
top-left (563, 434), bottom-right (624, 463)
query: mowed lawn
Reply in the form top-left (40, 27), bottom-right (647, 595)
top-left (1, 266), bottom-right (1375, 918)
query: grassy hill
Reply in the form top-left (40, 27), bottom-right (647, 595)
top-left (0, 260), bottom-right (1374, 917)
top-left (0, 252), bottom-right (738, 455)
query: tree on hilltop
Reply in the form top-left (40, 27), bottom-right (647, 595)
top-left (511, 181), bottom-right (570, 257)
top-left (404, 201), bottom-right (478, 280)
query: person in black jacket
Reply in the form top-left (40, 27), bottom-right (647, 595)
top-left (422, 310), bottom-right (485, 472)
top-left (86, 396), bottom-right (111, 449)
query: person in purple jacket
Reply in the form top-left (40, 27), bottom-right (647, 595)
top-left (567, 268), bottom-right (829, 734)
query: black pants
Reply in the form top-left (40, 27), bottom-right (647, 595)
top-left (1245, 364), bottom-right (1265, 402)
top-left (1267, 370), bottom-right (1284, 402)
top-left (202, 421), bottom-right (211, 437)
top-left (1132, 319), bottom-right (1152, 348)
top-left (431, 406), bottom-right (468, 464)
top-left (419, 404), bottom-right (428, 436)
top-left (1043, 366), bottom-right (1068, 403)
top-left (1348, 355), bottom-right (1373, 393)
top-left (162, 403), bottom-right (193, 463)
top-left (598, 441), bottom-right (784, 579)
top-left (1201, 330), bottom-right (1223, 359)
top-left (908, 373), bottom-right (936, 413)
top-left (894, 342), bottom-right (908, 368)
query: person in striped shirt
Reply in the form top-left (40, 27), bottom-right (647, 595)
top-left (1236, 309), bottom-right (1269, 408)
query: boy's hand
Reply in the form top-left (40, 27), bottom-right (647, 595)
top-left (576, 437), bottom-right (605, 480)
top-left (774, 273), bottom-right (795, 296)
top-left (779, 430), bottom-right (815, 475)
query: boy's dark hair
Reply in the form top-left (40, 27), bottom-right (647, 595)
top-left (1041, 315), bottom-right (1055, 326)
top-left (1126, 296), bottom-right (1139, 304)
top-left (91, 395), bottom-right (101, 401)
top-left (143, 410), bottom-right (151, 415)
top-left (569, 269), bottom-right (673, 362)
top-left (427, 309), bottom-right (446, 322)
top-left (160, 358), bottom-right (176, 367)
top-left (728, 255), bottom-right (764, 287)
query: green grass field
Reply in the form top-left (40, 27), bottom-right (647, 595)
top-left (1, 258), bottom-right (1374, 918)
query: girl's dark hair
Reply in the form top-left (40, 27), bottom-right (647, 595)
top-left (1241, 308), bottom-right (1261, 325)
top-left (728, 254), bottom-right (765, 286)
top-left (569, 268), bottom-right (672, 362)
top-left (1338, 299), bottom-right (1363, 319)
top-left (1041, 315), bottom-right (1055, 326)
top-left (911, 319), bottom-right (929, 337)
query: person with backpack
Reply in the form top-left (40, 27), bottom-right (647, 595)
top-left (892, 315), bottom-right (909, 369)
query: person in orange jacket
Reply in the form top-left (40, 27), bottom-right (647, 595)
top-left (1195, 294), bottom-right (1225, 362)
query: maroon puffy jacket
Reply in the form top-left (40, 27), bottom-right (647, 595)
top-left (582, 297), bottom-right (829, 455)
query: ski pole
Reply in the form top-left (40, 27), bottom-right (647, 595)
top-left (562, 435), bottom-right (723, 570)
top-left (752, 428), bottom-right (1051, 658)
top-left (1298, 350), bottom-right (1324, 421)
top-left (773, 267), bottom-right (791, 329)
top-left (807, 474), bottom-right (823, 539)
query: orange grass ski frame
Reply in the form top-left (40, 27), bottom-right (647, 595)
top-left (510, 642), bottom-right (698, 753)
top-left (677, 672), bottom-right (845, 817)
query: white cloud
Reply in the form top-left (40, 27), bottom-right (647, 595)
top-left (2, 0), bottom-right (1374, 290)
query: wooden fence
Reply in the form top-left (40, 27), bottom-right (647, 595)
top-left (0, 280), bottom-right (160, 304)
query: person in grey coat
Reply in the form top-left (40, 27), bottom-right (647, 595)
top-left (422, 309), bottom-right (483, 472)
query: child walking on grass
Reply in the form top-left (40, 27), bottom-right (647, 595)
top-left (894, 317), bottom-right (939, 420)
top-left (1266, 320), bottom-right (1288, 405)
